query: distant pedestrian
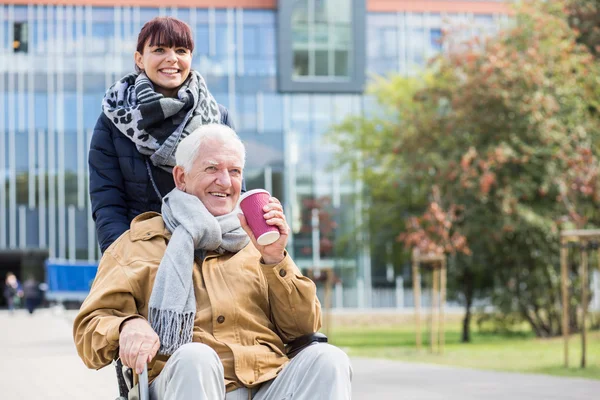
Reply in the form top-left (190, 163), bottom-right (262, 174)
top-left (23, 276), bottom-right (41, 314)
top-left (4, 272), bottom-right (23, 313)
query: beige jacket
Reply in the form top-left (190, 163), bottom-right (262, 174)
top-left (73, 212), bottom-right (321, 391)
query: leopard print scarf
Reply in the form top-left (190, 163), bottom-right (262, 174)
top-left (102, 70), bottom-right (221, 172)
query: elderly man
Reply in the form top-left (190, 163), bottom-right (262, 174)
top-left (73, 124), bottom-right (352, 400)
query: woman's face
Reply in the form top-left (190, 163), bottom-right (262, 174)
top-left (135, 41), bottom-right (192, 98)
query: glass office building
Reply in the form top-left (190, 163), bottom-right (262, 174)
top-left (0, 0), bottom-right (507, 306)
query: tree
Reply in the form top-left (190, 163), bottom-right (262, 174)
top-left (329, 0), bottom-right (600, 340)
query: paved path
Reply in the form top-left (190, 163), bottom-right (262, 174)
top-left (1, 309), bottom-right (598, 399)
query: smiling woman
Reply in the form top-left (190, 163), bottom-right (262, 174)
top-left (88, 16), bottom-right (236, 253)
top-left (133, 18), bottom-right (194, 98)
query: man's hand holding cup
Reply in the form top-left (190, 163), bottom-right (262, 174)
top-left (237, 189), bottom-right (289, 264)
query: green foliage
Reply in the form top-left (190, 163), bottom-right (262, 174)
top-left (328, 0), bottom-right (600, 338)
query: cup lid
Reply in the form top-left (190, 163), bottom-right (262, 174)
top-left (237, 189), bottom-right (271, 208)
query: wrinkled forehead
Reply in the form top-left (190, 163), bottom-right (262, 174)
top-left (195, 142), bottom-right (245, 168)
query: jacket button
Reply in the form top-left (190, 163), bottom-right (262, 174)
top-left (217, 315), bottom-right (225, 324)
top-left (279, 269), bottom-right (287, 277)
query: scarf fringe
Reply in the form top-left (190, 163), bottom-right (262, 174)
top-left (149, 307), bottom-right (195, 355)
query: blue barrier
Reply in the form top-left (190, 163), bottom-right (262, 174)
top-left (45, 260), bottom-right (99, 302)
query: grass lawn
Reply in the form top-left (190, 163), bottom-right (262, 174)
top-left (328, 319), bottom-right (600, 380)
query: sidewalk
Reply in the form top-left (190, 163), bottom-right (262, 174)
top-left (1, 309), bottom-right (598, 399)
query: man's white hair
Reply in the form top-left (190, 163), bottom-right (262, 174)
top-left (175, 124), bottom-right (246, 173)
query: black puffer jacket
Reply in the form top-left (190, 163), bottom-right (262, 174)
top-left (89, 104), bottom-right (234, 253)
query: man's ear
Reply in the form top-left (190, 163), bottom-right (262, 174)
top-left (173, 165), bottom-right (186, 191)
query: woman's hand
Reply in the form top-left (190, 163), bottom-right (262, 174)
top-left (238, 197), bottom-right (289, 264)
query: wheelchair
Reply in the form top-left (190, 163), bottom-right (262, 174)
top-left (115, 332), bottom-right (328, 400)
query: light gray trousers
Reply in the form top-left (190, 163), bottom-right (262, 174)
top-left (149, 342), bottom-right (353, 400)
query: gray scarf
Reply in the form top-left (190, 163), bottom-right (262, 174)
top-left (149, 189), bottom-right (249, 355)
top-left (101, 71), bottom-right (221, 173)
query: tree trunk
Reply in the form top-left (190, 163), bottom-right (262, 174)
top-left (462, 270), bottom-right (474, 343)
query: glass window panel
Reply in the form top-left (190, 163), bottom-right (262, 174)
top-left (244, 10), bottom-right (276, 25)
top-left (260, 26), bottom-right (276, 56)
top-left (211, 92), bottom-right (228, 109)
top-left (194, 9), bottom-right (210, 24)
top-left (138, 8), bottom-right (161, 23)
top-left (292, 24), bottom-right (309, 47)
top-left (174, 9), bottom-right (190, 24)
top-left (214, 24), bottom-right (230, 74)
top-left (334, 50), bottom-right (349, 76)
top-left (13, 22), bottom-right (29, 53)
top-left (238, 94), bottom-right (257, 132)
top-left (64, 130), bottom-right (78, 173)
top-left (243, 134), bottom-right (283, 169)
top-left (315, 50), bottom-right (328, 76)
top-left (314, 0), bottom-right (329, 24)
top-left (408, 27), bottom-right (425, 66)
top-left (331, 95), bottom-right (355, 123)
top-left (290, 0), bottom-right (352, 80)
top-left (367, 28), bottom-right (379, 59)
top-left (90, 21), bottom-right (112, 54)
top-left (64, 93), bottom-right (77, 131)
top-left (293, 50), bottom-right (309, 77)
top-left (243, 26), bottom-right (258, 56)
top-left (14, 5), bottom-right (28, 21)
top-left (15, 131), bottom-right (28, 173)
top-left (291, 1), bottom-right (309, 24)
top-left (314, 23), bottom-right (328, 46)
top-left (34, 93), bottom-right (47, 130)
top-left (204, 76), bottom-right (228, 93)
top-left (195, 24), bottom-right (210, 57)
top-left (84, 93), bottom-right (101, 130)
top-left (1, 20), bottom-right (9, 49)
top-left (430, 28), bottom-right (442, 52)
top-left (262, 94), bottom-right (283, 131)
top-left (382, 28), bottom-right (397, 58)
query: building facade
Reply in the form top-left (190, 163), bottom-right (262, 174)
top-left (0, 0), bottom-right (508, 306)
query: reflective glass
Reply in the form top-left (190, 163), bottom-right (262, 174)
top-left (34, 93), bottom-right (48, 130)
top-left (64, 93), bottom-right (77, 132)
top-left (242, 20), bottom-right (276, 76)
top-left (293, 50), bottom-right (309, 77)
top-left (291, 0), bottom-right (352, 80)
top-left (430, 28), bottom-right (442, 52)
top-left (262, 94), bottom-right (283, 132)
top-left (83, 93), bottom-right (101, 130)
top-left (315, 50), bottom-right (328, 76)
top-left (237, 94), bottom-right (257, 132)
top-left (15, 131), bottom-right (28, 173)
top-left (195, 24), bottom-right (210, 56)
top-left (64, 131), bottom-right (79, 173)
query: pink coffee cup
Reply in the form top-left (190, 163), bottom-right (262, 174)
top-left (238, 189), bottom-right (281, 246)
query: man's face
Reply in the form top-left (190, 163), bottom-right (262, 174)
top-left (181, 139), bottom-right (244, 216)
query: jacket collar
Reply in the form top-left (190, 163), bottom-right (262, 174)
top-left (129, 212), bottom-right (172, 242)
top-left (128, 211), bottom-right (241, 260)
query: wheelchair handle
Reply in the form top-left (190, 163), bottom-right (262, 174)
top-left (139, 363), bottom-right (149, 400)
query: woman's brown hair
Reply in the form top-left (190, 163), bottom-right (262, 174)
top-left (136, 16), bottom-right (195, 55)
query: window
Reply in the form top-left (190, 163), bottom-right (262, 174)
top-left (278, 0), bottom-right (365, 93)
top-left (13, 22), bottom-right (28, 53)
top-left (291, 0), bottom-right (352, 79)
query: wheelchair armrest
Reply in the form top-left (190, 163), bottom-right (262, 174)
top-left (285, 332), bottom-right (328, 359)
